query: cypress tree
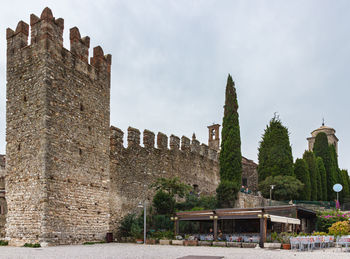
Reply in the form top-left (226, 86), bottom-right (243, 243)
top-left (303, 151), bottom-right (318, 200)
top-left (316, 157), bottom-right (327, 200)
top-left (258, 116), bottom-right (293, 182)
top-left (341, 170), bottom-right (350, 202)
top-left (294, 158), bottom-right (311, 200)
top-left (217, 74), bottom-right (242, 207)
top-left (219, 74), bottom-right (242, 183)
top-left (315, 163), bottom-right (322, 201)
top-left (313, 132), bottom-right (336, 200)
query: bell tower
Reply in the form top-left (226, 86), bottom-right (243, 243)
top-left (208, 124), bottom-right (220, 152)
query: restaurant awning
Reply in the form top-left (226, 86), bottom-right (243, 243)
top-left (269, 215), bottom-right (300, 225)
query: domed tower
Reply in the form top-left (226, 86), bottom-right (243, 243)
top-left (307, 121), bottom-right (338, 154)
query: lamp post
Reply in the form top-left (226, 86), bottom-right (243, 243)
top-left (138, 201), bottom-right (146, 244)
top-left (270, 185), bottom-right (275, 206)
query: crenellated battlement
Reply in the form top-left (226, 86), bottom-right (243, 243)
top-left (6, 7), bottom-right (111, 74)
top-left (110, 126), bottom-right (218, 161)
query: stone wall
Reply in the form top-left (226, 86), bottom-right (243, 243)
top-left (235, 192), bottom-right (268, 208)
top-left (0, 155), bottom-right (6, 238)
top-left (109, 126), bottom-right (220, 236)
top-left (242, 157), bottom-right (258, 192)
top-left (5, 8), bottom-right (111, 246)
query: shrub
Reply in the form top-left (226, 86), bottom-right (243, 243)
top-left (316, 210), bottom-right (350, 232)
top-left (0, 240), bottom-right (8, 246)
top-left (328, 221), bottom-right (350, 236)
top-left (258, 175), bottom-right (303, 200)
top-left (119, 213), bottom-right (138, 237)
top-left (130, 222), bottom-right (143, 240)
top-left (216, 180), bottom-right (239, 208)
top-left (23, 243), bottom-right (41, 248)
top-left (153, 190), bottom-right (175, 215)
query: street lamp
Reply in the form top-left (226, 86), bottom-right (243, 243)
top-left (270, 185), bottom-right (275, 206)
top-left (138, 201), bottom-right (147, 244)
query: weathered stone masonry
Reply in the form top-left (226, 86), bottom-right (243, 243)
top-left (6, 8), bottom-right (111, 245)
top-left (2, 7), bottom-right (259, 245)
top-left (109, 127), bottom-right (220, 236)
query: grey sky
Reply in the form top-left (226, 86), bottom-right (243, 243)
top-left (0, 0), bottom-right (349, 172)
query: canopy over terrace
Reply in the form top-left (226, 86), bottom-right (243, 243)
top-left (174, 205), bottom-right (316, 247)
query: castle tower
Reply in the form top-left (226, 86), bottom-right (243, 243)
top-left (307, 122), bottom-right (339, 154)
top-left (208, 124), bottom-right (220, 152)
top-left (5, 8), bottom-right (111, 246)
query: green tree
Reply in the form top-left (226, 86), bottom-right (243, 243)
top-left (303, 151), bottom-right (318, 200)
top-left (294, 158), bottom-right (311, 200)
top-left (152, 190), bottom-right (176, 215)
top-left (258, 116), bottom-right (294, 181)
top-left (313, 132), bottom-right (336, 200)
top-left (341, 170), bottom-right (350, 202)
top-left (216, 180), bottom-right (239, 208)
top-left (150, 177), bottom-right (191, 199)
top-left (258, 175), bottom-right (304, 201)
top-left (316, 157), bottom-right (327, 200)
top-left (219, 74), bottom-right (242, 183)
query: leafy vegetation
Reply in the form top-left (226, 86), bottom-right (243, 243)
top-left (328, 221), bottom-right (350, 237)
top-left (23, 243), bottom-right (41, 248)
top-left (216, 180), bottom-right (239, 208)
top-left (219, 74), bottom-right (242, 184)
top-left (258, 175), bottom-right (303, 200)
top-left (316, 157), bottom-right (327, 200)
top-left (153, 190), bottom-right (175, 214)
top-left (0, 240), bottom-right (8, 246)
top-left (303, 151), bottom-right (319, 200)
top-left (258, 116), bottom-right (293, 182)
top-left (294, 158), bottom-right (311, 200)
top-left (313, 132), bottom-right (336, 200)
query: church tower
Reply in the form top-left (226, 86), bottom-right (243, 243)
top-left (307, 121), bottom-right (339, 154)
top-left (208, 124), bottom-right (220, 152)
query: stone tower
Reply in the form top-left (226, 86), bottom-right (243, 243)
top-left (5, 8), bottom-right (111, 246)
top-left (208, 124), bottom-right (220, 151)
top-left (307, 122), bottom-right (339, 154)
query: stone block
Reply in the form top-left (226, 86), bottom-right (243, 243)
top-left (212, 241), bottom-right (226, 247)
top-left (171, 240), bottom-right (184, 245)
top-left (159, 239), bottom-right (171, 245)
top-left (198, 241), bottom-right (212, 246)
top-left (227, 242), bottom-right (242, 247)
top-left (242, 243), bottom-right (258, 248)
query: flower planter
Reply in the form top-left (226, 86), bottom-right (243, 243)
top-left (146, 239), bottom-right (157, 245)
top-left (198, 241), bottom-right (212, 246)
top-left (172, 240), bottom-right (184, 246)
top-left (159, 239), bottom-right (171, 245)
top-left (264, 243), bottom-right (281, 249)
top-left (282, 244), bottom-right (291, 250)
top-left (227, 242), bottom-right (242, 248)
top-left (212, 241), bottom-right (226, 247)
top-left (242, 243), bottom-right (258, 248)
top-left (136, 239), bottom-right (144, 244)
top-left (184, 240), bottom-right (198, 246)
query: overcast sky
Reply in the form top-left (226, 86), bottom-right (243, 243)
top-left (0, 0), bottom-right (349, 172)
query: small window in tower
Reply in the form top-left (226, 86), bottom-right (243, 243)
top-left (211, 129), bottom-right (216, 140)
top-left (242, 178), bottom-right (247, 187)
top-left (23, 95), bottom-right (27, 102)
top-left (80, 103), bottom-right (84, 112)
top-left (79, 148), bottom-right (82, 156)
top-left (17, 143), bottom-right (21, 151)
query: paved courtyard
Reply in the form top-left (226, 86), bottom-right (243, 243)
top-left (0, 243), bottom-right (349, 259)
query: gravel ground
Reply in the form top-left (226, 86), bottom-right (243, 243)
top-left (0, 243), bottom-right (348, 259)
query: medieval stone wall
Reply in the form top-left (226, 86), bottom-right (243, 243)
top-left (5, 8), bottom-right (111, 245)
top-left (0, 155), bottom-right (6, 238)
top-left (109, 126), bottom-right (220, 236)
top-left (242, 156), bottom-right (258, 192)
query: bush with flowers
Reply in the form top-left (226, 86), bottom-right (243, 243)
top-left (317, 210), bottom-right (350, 232)
top-left (328, 221), bottom-right (350, 237)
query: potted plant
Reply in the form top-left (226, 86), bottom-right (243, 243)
top-left (158, 230), bottom-right (174, 245)
top-left (264, 232), bottom-right (281, 249)
top-left (131, 222), bottom-right (143, 244)
top-left (280, 232), bottom-right (292, 250)
top-left (183, 235), bottom-right (198, 246)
